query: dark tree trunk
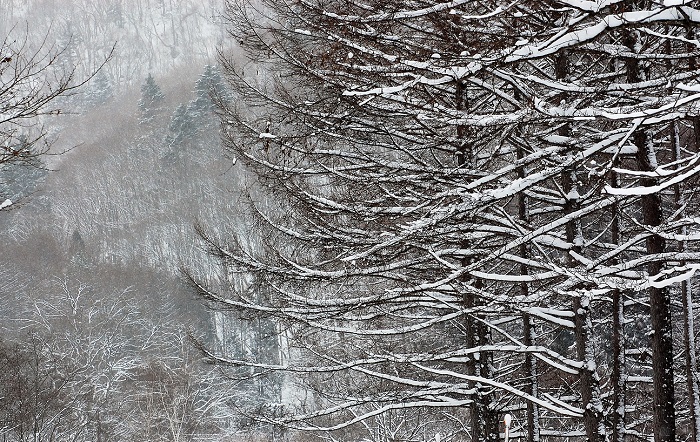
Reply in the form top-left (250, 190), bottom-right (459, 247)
top-left (523, 313), bottom-right (540, 442)
top-left (683, 40), bottom-right (700, 442)
top-left (679, 115), bottom-right (700, 442)
top-left (574, 294), bottom-right (605, 442)
top-left (456, 79), bottom-right (498, 442)
top-left (611, 287), bottom-right (626, 442)
top-left (555, 49), bottom-right (604, 442)
top-left (518, 132), bottom-right (540, 442)
top-left (609, 161), bottom-right (626, 442)
top-left (682, 267), bottom-right (699, 442)
top-left (633, 129), bottom-right (675, 442)
top-left (622, 4), bottom-right (675, 439)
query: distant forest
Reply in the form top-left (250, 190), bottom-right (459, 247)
top-left (0, 1), bottom-right (267, 441)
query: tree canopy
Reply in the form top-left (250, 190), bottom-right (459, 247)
top-left (192, 1), bottom-right (700, 441)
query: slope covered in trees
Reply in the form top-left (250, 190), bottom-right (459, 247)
top-left (0, 0), bottom-right (226, 90)
top-left (0, 32), bottom-right (259, 442)
top-left (0, 1), bottom-right (287, 440)
top-left (192, 1), bottom-right (700, 442)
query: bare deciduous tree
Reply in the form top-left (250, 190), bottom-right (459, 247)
top-left (0, 27), bottom-right (109, 208)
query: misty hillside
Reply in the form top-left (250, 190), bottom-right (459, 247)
top-left (0, 2), bottom-right (274, 441)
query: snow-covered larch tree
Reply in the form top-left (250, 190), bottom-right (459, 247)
top-left (191, 1), bottom-right (700, 441)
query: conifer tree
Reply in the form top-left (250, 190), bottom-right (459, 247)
top-left (166, 103), bottom-right (196, 148)
top-left (84, 70), bottom-right (113, 107)
top-left (138, 73), bottom-right (165, 125)
top-left (189, 65), bottom-right (229, 124)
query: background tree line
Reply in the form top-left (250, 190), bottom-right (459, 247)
top-left (0, 0), bottom-right (227, 94)
top-left (0, 2), bottom-right (277, 441)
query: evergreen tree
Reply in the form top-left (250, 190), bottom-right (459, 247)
top-left (165, 103), bottom-right (196, 150)
top-left (166, 66), bottom-right (228, 148)
top-left (85, 70), bottom-right (113, 108)
top-left (68, 229), bottom-right (90, 268)
top-left (139, 73), bottom-right (165, 125)
top-left (189, 65), bottom-right (228, 121)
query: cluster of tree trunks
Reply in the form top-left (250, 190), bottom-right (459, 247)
top-left (192, 1), bottom-right (700, 442)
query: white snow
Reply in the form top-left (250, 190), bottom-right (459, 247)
top-left (556, 0), bottom-right (624, 12)
top-left (527, 307), bottom-right (576, 328)
top-left (604, 158), bottom-right (700, 196)
top-left (648, 264), bottom-right (700, 288)
top-left (505, 7), bottom-right (700, 63)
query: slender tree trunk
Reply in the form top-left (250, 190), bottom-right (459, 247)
top-left (465, 306), bottom-right (498, 442)
top-left (683, 37), bottom-right (700, 442)
top-left (555, 49), bottom-right (605, 442)
top-left (622, 5), bottom-right (675, 440)
top-left (682, 264), bottom-right (699, 442)
top-left (456, 79), bottom-right (498, 442)
top-left (517, 131), bottom-right (540, 442)
top-left (523, 313), bottom-right (540, 442)
top-left (633, 128), bottom-right (675, 442)
top-left (610, 166), bottom-right (626, 442)
top-left (677, 117), bottom-right (700, 442)
top-left (611, 286), bottom-right (626, 442)
top-left (574, 293), bottom-right (606, 442)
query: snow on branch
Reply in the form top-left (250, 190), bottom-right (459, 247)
top-left (505, 7), bottom-right (700, 63)
top-left (554, 0), bottom-right (625, 13)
